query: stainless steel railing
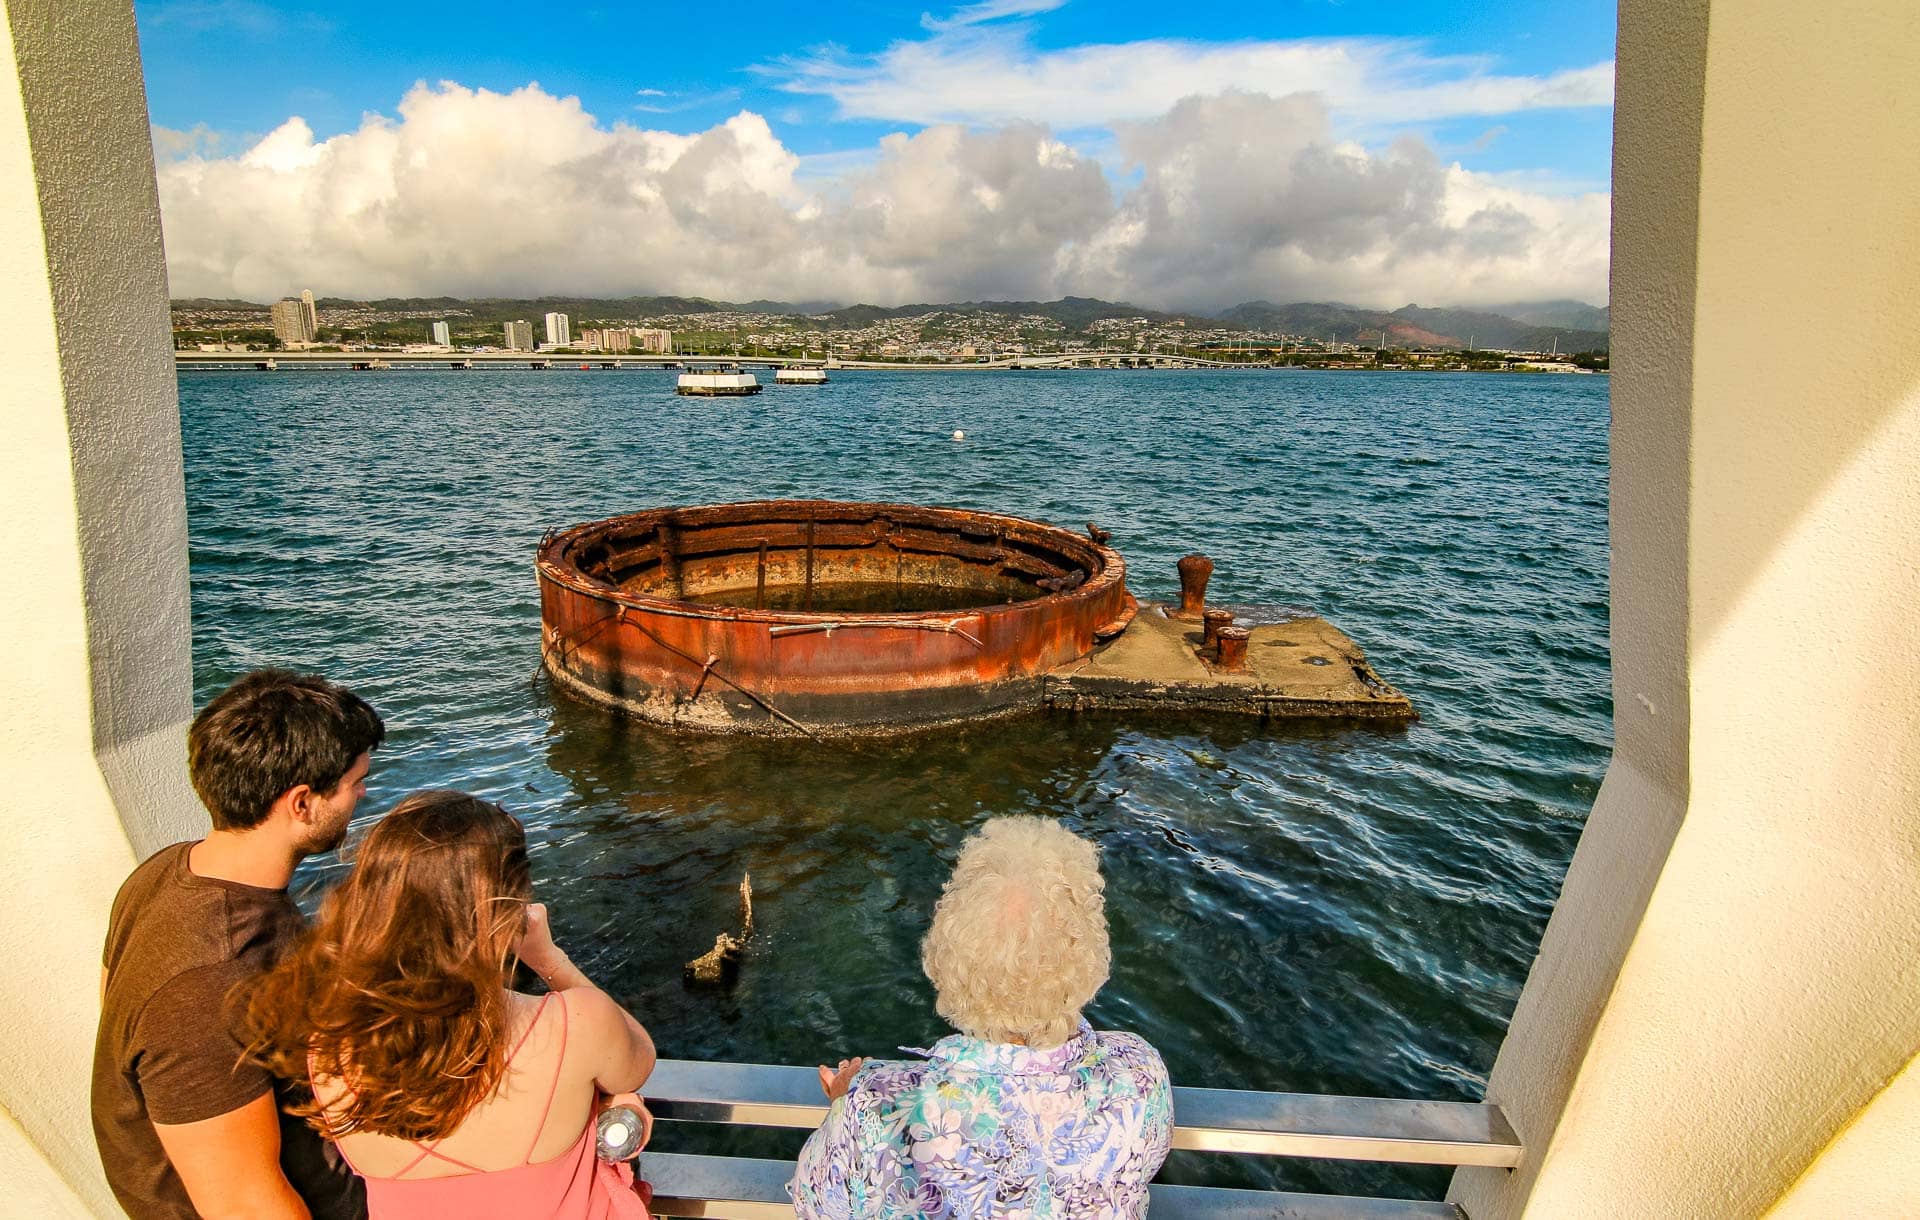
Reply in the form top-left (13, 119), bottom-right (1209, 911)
top-left (644, 1060), bottom-right (1521, 1167)
top-left (637, 1058), bottom-right (1520, 1218)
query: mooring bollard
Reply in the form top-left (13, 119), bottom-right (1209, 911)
top-left (1176, 553), bottom-right (1213, 619)
top-left (1202, 608), bottom-right (1235, 654)
top-left (1216, 625), bottom-right (1251, 672)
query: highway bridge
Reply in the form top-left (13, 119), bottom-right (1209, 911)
top-left (172, 351), bottom-right (825, 371)
top-left (827, 352), bottom-right (1266, 370)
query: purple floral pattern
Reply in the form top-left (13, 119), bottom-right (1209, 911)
top-left (790, 1022), bottom-right (1172, 1219)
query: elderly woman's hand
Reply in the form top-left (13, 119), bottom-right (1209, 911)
top-left (817, 1057), bottom-right (865, 1101)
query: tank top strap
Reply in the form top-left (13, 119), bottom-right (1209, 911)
top-left (523, 989), bottom-right (571, 1164)
top-left (504, 991), bottom-right (555, 1068)
top-left (393, 1140), bottom-right (488, 1178)
top-left (395, 996), bottom-right (554, 1180)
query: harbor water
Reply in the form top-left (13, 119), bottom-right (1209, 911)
top-left (180, 367), bottom-right (1610, 1199)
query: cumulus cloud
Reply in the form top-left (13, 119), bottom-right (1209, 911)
top-left (155, 81), bottom-right (1608, 309)
top-left (1061, 91), bottom-right (1610, 309)
top-left (152, 122), bottom-right (249, 161)
top-left (765, 28), bottom-right (1613, 131)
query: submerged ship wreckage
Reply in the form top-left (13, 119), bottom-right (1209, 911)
top-left (536, 500), bottom-right (1414, 736)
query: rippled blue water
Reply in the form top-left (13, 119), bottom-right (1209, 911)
top-left (181, 367), bottom-right (1610, 1199)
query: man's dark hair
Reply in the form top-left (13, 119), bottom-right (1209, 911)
top-left (188, 669), bottom-right (386, 831)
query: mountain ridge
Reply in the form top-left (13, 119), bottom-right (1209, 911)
top-left (173, 294), bottom-right (1609, 350)
top-left (1222, 300), bottom-right (1608, 353)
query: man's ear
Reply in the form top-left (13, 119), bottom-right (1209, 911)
top-left (268, 783), bottom-right (316, 829)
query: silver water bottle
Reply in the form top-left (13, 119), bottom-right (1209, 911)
top-left (596, 1104), bottom-right (646, 1162)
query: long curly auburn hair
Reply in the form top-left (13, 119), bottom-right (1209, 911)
top-left (244, 789), bottom-right (533, 1141)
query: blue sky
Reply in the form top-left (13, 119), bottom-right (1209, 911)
top-left (140, 0), bottom-right (1614, 184)
top-left (140, 0), bottom-right (1617, 308)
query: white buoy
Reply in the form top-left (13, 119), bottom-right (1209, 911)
top-left (952, 430), bottom-right (965, 441)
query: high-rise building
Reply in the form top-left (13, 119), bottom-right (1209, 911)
top-left (633, 328), bottom-right (672, 354)
top-left (271, 297), bottom-right (312, 345)
top-left (431, 321), bottom-right (451, 346)
top-left (544, 312), bottom-right (571, 348)
top-left (504, 320), bottom-right (534, 351)
top-left (300, 289), bottom-right (317, 337)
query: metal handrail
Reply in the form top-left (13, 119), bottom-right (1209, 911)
top-left (642, 1151), bottom-right (1465, 1219)
top-left (644, 1058), bottom-right (1522, 1169)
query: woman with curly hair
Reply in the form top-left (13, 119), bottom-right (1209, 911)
top-left (244, 790), bottom-right (656, 1219)
top-left (791, 816), bottom-right (1173, 1219)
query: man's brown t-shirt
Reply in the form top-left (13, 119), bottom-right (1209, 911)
top-left (92, 842), bottom-right (364, 1220)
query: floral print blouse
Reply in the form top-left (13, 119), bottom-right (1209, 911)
top-left (789, 1021), bottom-right (1173, 1219)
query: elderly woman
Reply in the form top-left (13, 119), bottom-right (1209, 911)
top-left (791, 817), bottom-right (1172, 1219)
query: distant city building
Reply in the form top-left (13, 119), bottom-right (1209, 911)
top-left (544, 312), bottom-right (571, 347)
top-left (270, 297), bottom-right (313, 345)
top-left (571, 325), bottom-right (665, 353)
top-left (430, 321), bottom-right (451, 346)
top-left (504, 319), bottom-right (533, 351)
top-left (300, 289), bottom-right (317, 337)
top-left (579, 327), bottom-right (626, 352)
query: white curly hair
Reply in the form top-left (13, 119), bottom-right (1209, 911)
top-left (920, 816), bottom-right (1111, 1049)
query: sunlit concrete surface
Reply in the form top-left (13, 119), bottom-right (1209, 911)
top-left (0, 2), bottom-right (200, 1213)
top-left (1451, 0), bottom-right (1920, 1214)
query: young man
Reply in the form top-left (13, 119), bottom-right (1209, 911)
top-left (93, 669), bottom-right (385, 1220)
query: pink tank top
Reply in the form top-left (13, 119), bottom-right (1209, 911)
top-left (316, 993), bottom-right (649, 1220)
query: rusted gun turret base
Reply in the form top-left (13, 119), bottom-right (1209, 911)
top-left (1041, 603), bottom-right (1416, 722)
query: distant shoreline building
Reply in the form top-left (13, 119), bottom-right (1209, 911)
top-left (300, 289), bottom-right (317, 337)
top-left (504, 319), bottom-right (533, 351)
top-left (430, 320), bottom-right (451, 346)
top-left (544, 311), bottom-right (571, 348)
top-left (576, 326), bottom-right (670, 354)
top-left (270, 296), bottom-right (313, 345)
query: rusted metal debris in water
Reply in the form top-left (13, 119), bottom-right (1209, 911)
top-left (684, 873), bottom-right (754, 985)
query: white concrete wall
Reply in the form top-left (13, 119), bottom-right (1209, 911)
top-left (0, 2), bottom-right (202, 1214)
top-left (1454, 0), bottom-right (1920, 1214)
top-left (0, 1107), bottom-right (92, 1219)
top-left (7, 0), bottom-right (201, 859)
top-left (1767, 1052), bottom-right (1920, 1217)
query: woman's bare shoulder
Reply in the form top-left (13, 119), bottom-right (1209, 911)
top-left (548, 984), bottom-right (623, 1032)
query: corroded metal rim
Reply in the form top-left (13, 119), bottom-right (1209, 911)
top-left (536, 500), bottom-right (1136, 735)
top-left (536, 500), bottom-right (1128, 627)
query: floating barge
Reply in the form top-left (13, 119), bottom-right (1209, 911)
top-left (676, 366), bottom-right (761, 396)
top-left (774, 368), bottom-right (829, 385)
top-left (536, 500), bottom-right (1412, 736)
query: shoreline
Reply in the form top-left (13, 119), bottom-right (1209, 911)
top-left (171, 353), bottom-right (1606, 375)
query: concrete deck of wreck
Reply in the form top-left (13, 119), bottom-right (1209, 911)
top-left (1043, 602), bottom-right (1416, 722)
